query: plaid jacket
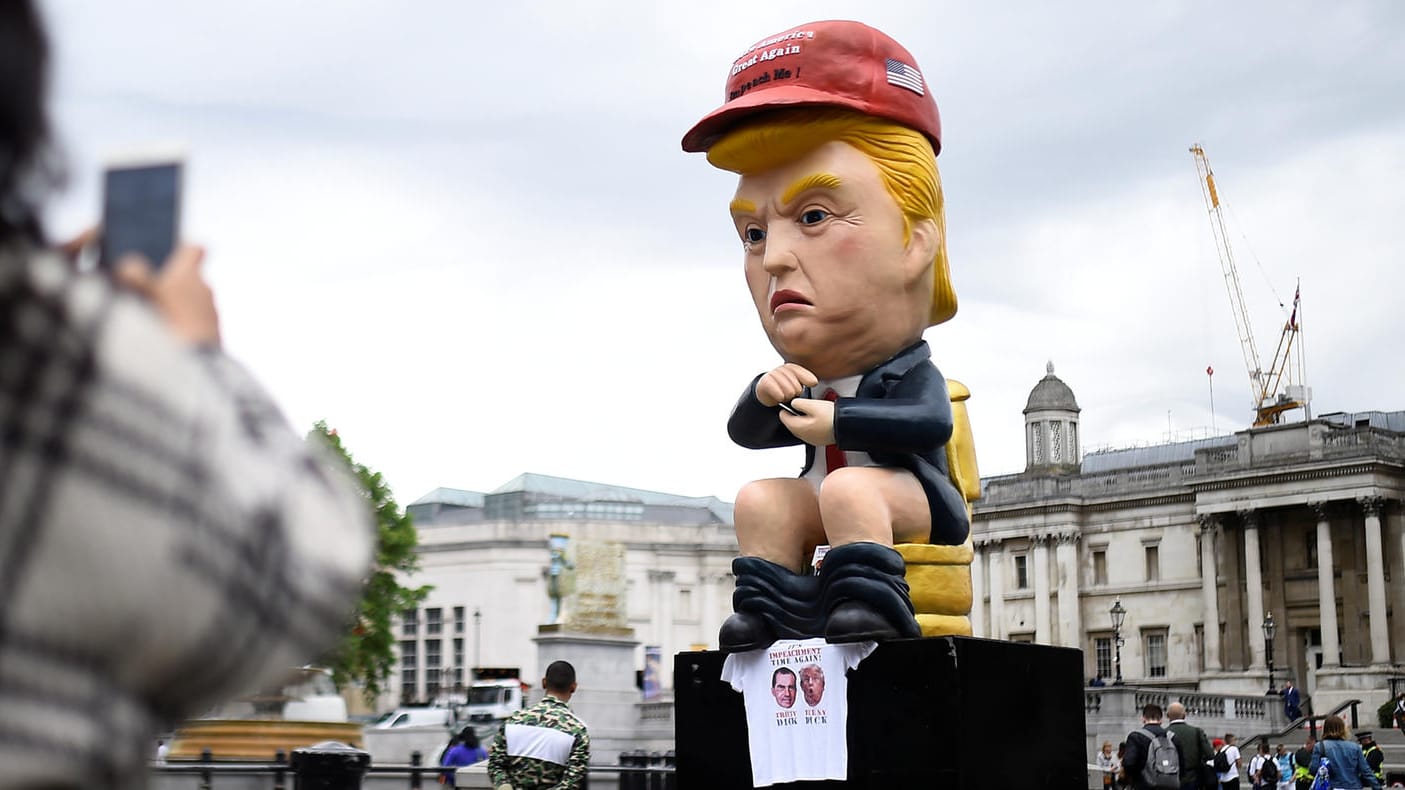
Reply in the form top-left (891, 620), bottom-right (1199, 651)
top-left (0, 245), bottom-right (373, 788)
top-left (487, 696), bottom-right (590, 789)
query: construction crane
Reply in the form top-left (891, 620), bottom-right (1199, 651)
top-left (1189, 143), bottom-right (1308, 427)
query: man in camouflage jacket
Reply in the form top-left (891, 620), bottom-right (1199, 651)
top-left (488, 661), bottom-right (590, 790)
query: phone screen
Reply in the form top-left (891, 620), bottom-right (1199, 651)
top-left (100, 161), bottom-right (181, 269)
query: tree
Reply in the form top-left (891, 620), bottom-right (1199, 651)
top-left (308, 421), bottom-right (431, 705)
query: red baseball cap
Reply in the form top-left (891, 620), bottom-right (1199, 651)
top-left (681, 20), bottom-right (942, 155)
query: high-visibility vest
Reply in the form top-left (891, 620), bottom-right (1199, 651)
top-left (1363, 743), bottom-right (1383, 780)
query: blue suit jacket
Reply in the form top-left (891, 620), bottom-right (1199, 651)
top-left (727, 340), bottom-right (970, 545)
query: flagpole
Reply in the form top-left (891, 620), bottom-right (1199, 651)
top-left (1207, 365), bottom-right (1216, 433)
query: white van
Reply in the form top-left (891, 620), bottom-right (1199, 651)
top-left (368, 707), bottom-right (455, 729)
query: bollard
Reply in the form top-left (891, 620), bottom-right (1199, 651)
top-left (291, 741), bottom-right (371, 790)
top-left (274, 749), bottom-right (288, 790)
top-left (647, 751), bottom-right (663, 790)
top-left (618, 750), bottom-right (642, 790)
top-left (409, 750), bottom-right (423, 790)
top-left (199, 748), bottom-right (213, 790)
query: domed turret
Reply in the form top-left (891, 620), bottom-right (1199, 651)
top-left (1024, 362), bottom-right (1081, 471)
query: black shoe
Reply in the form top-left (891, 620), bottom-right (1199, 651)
top-left (719, 611), bottom-right (775, 653)
top-left (816, 542), bottom-right (921, 642)
top-left (824, 601), bottom-right (904, 643)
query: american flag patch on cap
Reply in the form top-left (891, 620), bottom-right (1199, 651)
top-left (885, 57), bottom-right (924, 96)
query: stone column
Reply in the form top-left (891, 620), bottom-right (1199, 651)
top-left (1055, 532), bottom-right (1082, 648)
top-left (970, 542), bottom-right (987, 638)
top-left (1311, 502), bottom-right (1340, 668)
top-left (649, 569), bottom-right (676, 677)
top-left (1360, 496), bottom-right (1391, 665)
top-left (1197, 514), bottom-right (1222, 671)
top-left (1033, 534), bottom-right (1052, 645)
top-left (1240, 510), bottom-right (1266, 670)
top-left (700, 570), bottom-right (720, 649)
top-left (988, 543), bottom-right (1006, 641)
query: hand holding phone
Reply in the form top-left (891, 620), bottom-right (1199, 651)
top-left (99, 154), bottom-right (182, 270)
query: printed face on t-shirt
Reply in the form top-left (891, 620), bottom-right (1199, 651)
top-left (771, 669), bottom-right (797, 709)
top-left (800, 665), bottom-right (825, 707)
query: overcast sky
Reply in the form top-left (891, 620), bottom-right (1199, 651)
top-left (37, 1), bottom-right (1405, 506)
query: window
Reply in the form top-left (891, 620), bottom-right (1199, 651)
top-left (1306, 529), bottom-right (1318, 568)
top-left (425, 639), bottom-right (442, 698)
top-left (1009, 632), bottom-right (1035, 644)
top-left (454, 606), bottom-right (465, 634)
top-left (678, 588), bottom-right (693, 619)
top-left (426, 607), bottom-right (442, 635)
top-left (400, 640), bottom-right (418, 702)
top-left (1050, 422), bottom-right (1064, 463)
top-left (401, 609), bottom-right (418, 637)
top-left (1144, 631), bottom-right (1167, 678)
top-left (1091, 549), bottom-right (1107, 586)
top-left (451, 637), bottom-right (464, 688)
top-left (1014, 554), bottom-right (1029, 589)
top-left (1144, 545), bottom-right (1160, 582)
top-left (1031, 424), bottom-right (1043, 464)
top-left (1093, 636), bottom-right (1113, 680)
top-left (1193, 624), bottom-right (1205, 673)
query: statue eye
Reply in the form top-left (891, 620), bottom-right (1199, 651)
top-left (799, 208), bottom-right (829, 226)
top-left (744, 227), bottom-right (766, 244)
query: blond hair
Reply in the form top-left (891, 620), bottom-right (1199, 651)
top-left (706, 108), bottom-right (957, 327)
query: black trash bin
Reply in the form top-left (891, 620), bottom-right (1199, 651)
top-left (290, 741), bottom-right (371, 790)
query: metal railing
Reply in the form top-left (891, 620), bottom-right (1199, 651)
top-left (1241, 698), bottom-right (1362, 753)
top-left (152, 749), bottom-right (676, 790)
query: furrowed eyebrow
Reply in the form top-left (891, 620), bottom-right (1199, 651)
top-left (729, 197), bottom-right (757, 215)
top-left (781, 173), bottom-right (843, 207)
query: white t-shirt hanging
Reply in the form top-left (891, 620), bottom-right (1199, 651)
top-left (720, 637), bottom-right (877, 787)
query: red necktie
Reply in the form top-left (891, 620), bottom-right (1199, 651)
top-left (823, 389), bottom-right (846, 473)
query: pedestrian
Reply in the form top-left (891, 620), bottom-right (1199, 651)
top-left (1166, 702), bottom-right (1215, 790)
top-left (1394, 693), bottom-right (1405, 734)
top-left (1274, 744), bottom-right (1293, 790)
top-left (0, 4), bottom-right (373, 788)
top-left (1357, 731), bottom-right (1384, 787)
top-left (1218, 734), bottom-right (1243, 790)
top-left (1122, 703), bottom-right (1185, 790)
top-left (1282, 681), bottom-right (1302, 721)
top-left (440, 727), bottom-right (487, 787)
top-left (1293, 736), bottom-right (1316, 790)
top-left (1249, 741), bottom-right (1277, 789)
top-left (1097, 740), bottom-right (1122, 789)
top-left (1307, 714), bottom-right (1380, 789)
top-left (487, 660), bottom-right (590, 790)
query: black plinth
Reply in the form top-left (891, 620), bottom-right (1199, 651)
top-left (674, 636), bottom-right (1085, 789)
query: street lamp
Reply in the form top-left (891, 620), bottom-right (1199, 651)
top-left (1263, 612), bottom-right (1278, 695)
top-left (1110, 598), bottom-right (1127, 686)
top-left (473, 608), bottom-right (482, 669)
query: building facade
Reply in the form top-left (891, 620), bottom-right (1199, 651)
top-left (972, 365), bottom-right (1405, 713)
top-left (386, 473), bottom-right (739, 710)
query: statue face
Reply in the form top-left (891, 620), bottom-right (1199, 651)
top-left (730, 140), bottom-right (934, 379)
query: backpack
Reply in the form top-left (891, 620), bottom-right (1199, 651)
top-left (1213, 748), bottom-right (1231, 774)
top-left (1138, 728), bottom-right (1181, 790)
top-left (1260, 755), bottom-right (1279, 783)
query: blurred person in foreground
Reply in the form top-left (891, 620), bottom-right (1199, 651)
top-left (1307, 715), bottom-right (1381, 790)
top-left (0, 3), bottom-right (373, 788)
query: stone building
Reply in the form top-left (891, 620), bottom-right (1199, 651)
top-left (972, 364), bottom-right (1405, 713)
top-left (387, 473), bottom-right (738, 710)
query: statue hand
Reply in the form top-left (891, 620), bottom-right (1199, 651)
top-left (779, 397), bottom-right (835, 446)
top-left (755, 363), bottom-right (818, 408)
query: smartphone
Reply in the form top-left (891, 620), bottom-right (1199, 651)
top-left (98, 153), bottom-right (183, 270)
top-left (776, 400), bottom-right (801, 415)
